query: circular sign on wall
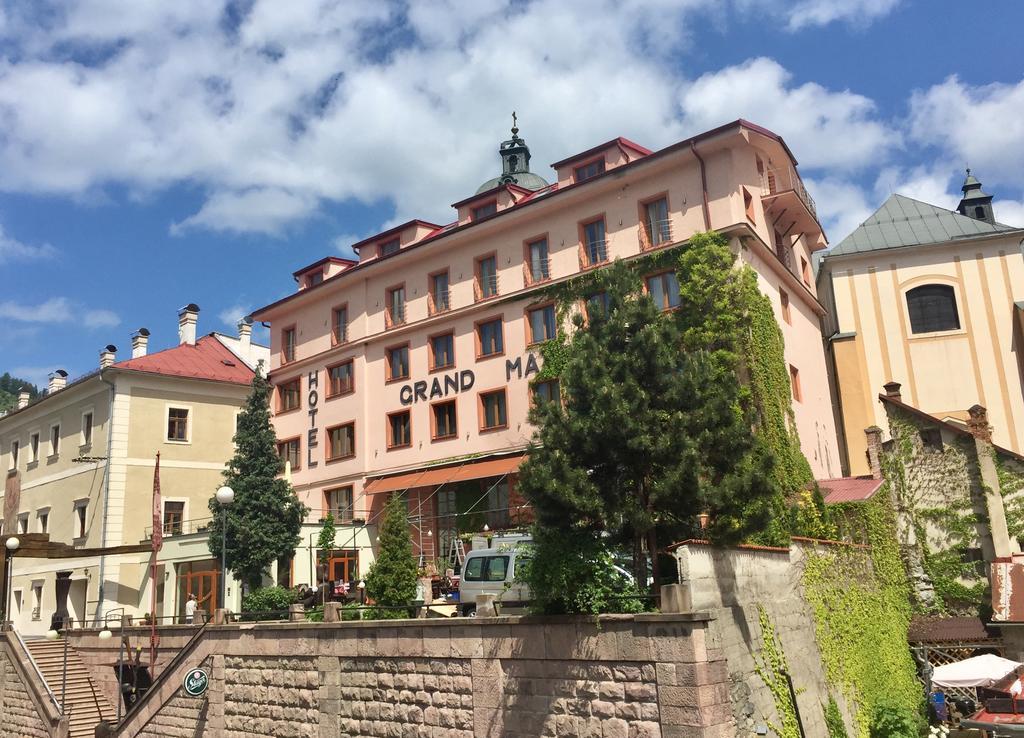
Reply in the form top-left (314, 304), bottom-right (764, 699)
top-left (183, 668), bottom-right (209, 697)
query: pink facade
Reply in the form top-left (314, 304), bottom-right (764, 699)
top-left (253, 119), bottom-right (841, 567)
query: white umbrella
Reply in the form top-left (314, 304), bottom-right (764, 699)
top-left (931, 654), bottom-right (1022, 689)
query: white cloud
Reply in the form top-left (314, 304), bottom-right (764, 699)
top-left (679, 58), bottom-right (899, 172)
top-left (83, 309), bottom-right (121, 329)
top-left (873, 165), bottom-right (958, 210)
top-left (0, 297), bottom-right (73, 323)
top-left (780, 0), bottom-right (901, 30)
top-left (992, 199), bottom-right (1024, 228)
top-left (9, 366), bottom-right (58, 391)
top-left (218, 304), bottom-right (251, 328)
top-left (0, 223), bottom-right (58, 262)
top-left (804, 178), bottom-right (875, 244)
top-left (909, 75), bottom-right (1024, 186)
top-left (0, 0), bottom-right (906, 237)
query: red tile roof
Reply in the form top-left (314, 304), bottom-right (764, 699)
top-left (818, 476), bottom-right (883, 504)
top-left (908, 615), bottom-right (994, 643)
top-left (114, 335), bottom-right (254, 385)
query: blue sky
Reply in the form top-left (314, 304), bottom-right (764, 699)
top-left (1, 0), bottom-right (1022, 389)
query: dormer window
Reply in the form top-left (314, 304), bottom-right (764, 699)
top-left (574, 159), bottom-right (605, 183)
top-left (378, 239), bottom-right (399, 258)
top-left (472, 201), bottom-right (497, 220)
top-left (306, 271), bottom-right (324, 288)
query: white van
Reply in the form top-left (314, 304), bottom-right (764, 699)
top-left (457, 547), bottom-right (530, 617)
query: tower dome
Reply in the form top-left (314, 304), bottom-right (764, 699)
top-left (475, 113), bottom-right (550, 194)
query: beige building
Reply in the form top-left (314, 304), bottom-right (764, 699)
top-left (0, 306), bottom-right (266, 635)
top-left (819, 172), bottom-right (1024, 476)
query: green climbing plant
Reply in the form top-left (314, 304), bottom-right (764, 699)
top-left (753, 605), bottom-right (800, 738)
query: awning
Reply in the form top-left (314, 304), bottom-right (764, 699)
top-left (363, 454), bottom-right (524, 495)
top-left (931, 654), bottom-right (1022, 689)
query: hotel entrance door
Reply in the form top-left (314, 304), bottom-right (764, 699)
top-left (176, 559), bottom-right (219, 622)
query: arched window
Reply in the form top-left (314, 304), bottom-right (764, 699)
top-left (906, 284), bottom-right (960, 334)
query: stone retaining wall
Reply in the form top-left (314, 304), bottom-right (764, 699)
top-left (0, 637), bottom-right (62, 738)
top-left (110, 613), bottom-right (734, 737)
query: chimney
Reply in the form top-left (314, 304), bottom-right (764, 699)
top-left (99, 344), bottom-right (117, 369)
top-left (237, 317), bottom-right (253, 352)
top-left (864, 426), bottom-right (884, 480)
top-left (17, 390), bottom-right (30, 409)
top-left (883, 381), bottom-right (902, 402)
top-left (131, 327), bottom-right (150, 358)
top-left (968, 404), bottom-right (992, 443)
top-left (48, 369), bottom-right (69, 394)
top-left (178, 303), bottom-right (200, 345)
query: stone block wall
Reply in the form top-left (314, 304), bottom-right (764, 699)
top-left (0, 648), bottom-right (52, 738)
top-left (112, 613), bottom-right (735, 737)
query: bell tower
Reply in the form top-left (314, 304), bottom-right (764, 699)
top-left (498, 112), bottom-right (532, 185)
top-left (956, 168), bottom-right (995, 225)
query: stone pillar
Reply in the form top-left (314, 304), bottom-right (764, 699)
top-left (660, 584), bottom-right (692, 614)
top-left (882, 381), bottom-right (902, 401)
top-left (207, 654), bottom-right (225, 734)
top-left (471, 658), bottom-right (503, 738)
top-left (288, 603), bottom-right (305, 622)
top-left (318, 655), bottom-right (341, 738)
top-left (474, 594), bottom-right (497, 617)
top-left (322, 602), bottom-right (342, 623)
top-left (968, 405), bottom-right (1014, 558)
top-left (864, 426), bottom-right (884, 480)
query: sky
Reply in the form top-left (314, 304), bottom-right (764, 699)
top-left (0, 0), bottom-right (1022, 389)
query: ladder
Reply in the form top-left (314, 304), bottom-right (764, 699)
top-left (447, 537), bottom-right (466, 570)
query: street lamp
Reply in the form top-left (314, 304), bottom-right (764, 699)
top-left (4, 536), bottom-right (19, 626)
top-left (99, 607), bottom-right (127, 721)
top-left (45, 617), bottom-right (69, 714)
top-left (215, 486), bottom-right (234, 613)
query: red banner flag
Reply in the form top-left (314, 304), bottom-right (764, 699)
top-left (152, 452), bottom-right (162, 552)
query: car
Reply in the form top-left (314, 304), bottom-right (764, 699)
top-left (458, 546), bottom-right (530, 617)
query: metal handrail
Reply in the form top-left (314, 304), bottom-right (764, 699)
top-left (143, 516), bottom-right (213, 539)
top-left (11, 627), bottom-right (63, 713)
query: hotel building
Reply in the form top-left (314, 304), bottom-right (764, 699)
top-left (253, 119), bottom-right (842, 575)
top-left (0, 307), bottom-right (266, 635)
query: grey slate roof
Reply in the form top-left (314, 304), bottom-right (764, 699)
top-left (827, 193), bottom-right (1020, 257)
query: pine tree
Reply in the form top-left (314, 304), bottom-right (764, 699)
top-left (364, 495), bottom-right (418, 619)
top-left (519, 255), bottom-right (779, 607)
top-left (207, 368), bottom-right (307, 592)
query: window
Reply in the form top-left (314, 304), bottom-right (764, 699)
top-left (75, 503), bottom-right (87, 538)
top-left (527, 304), bottom-right (557, 344)
top-left (476, 254), bottom-right (498, 300)
top-left (81, 411), bottom-right (93, 446)
top-left (463, 555), bottom-right (510, 582)
top-left (789, 365), bottom-right (802, 403)
top-left (645, 272), bottom-right (680, 311)
top-left (29, 433), bottom-right (39, 463)
top-left (167, 408), bottom-right (189, 441)
top-left (533, 379), bottom-right (560, 406)
top-left (282, 327), bottom-right (296, 363)
top-left (526, 238), bottom-right (549, 284)
top-left (643, 197), bottom-right (671, 247)
top-left (279, 379), bottom-right (301, 412)
top-left (306, 271), bottom-right (323, 288)
top-left (324, 486), bottom-right (354, 523)
top-left (9, 440), bottom-right (18, 470)
top-left (779, 288), bottom-right (791, 324)
top-left (387, 410), bottom-right (411, 449)
top-left (164, 501), bottom-right (185, 536)
top-left (477, 318), bottom-right (504, 358)
top-left (327, 361), bottom-right (354, 397)
top-left (277, 438), bottom-right (300, 470)
top-left (327, 423), bottom-right (356, 460)
top-left (386, 344), bottom-right (410, 381)
top-left (430, 333), bottom-right (455, 371)
top-left (18, 514), bottom-right (28, 534)
top-left (332, 305), bottom-right (348, 345)
top-left (743, 187), bottom-right (755, 222)
top-left (486, 478), bottom-right (511, 529)
top-left (975, 206), bottom-right (985, 220)
top-left (574, 159), bottom-right (605, 183)
top-left (480, 389), bottom-right (508, 430)
top-left (378, 238), bottom-right (399, 257)
top-left (31, 583), bottom-right (42, 621)
top-left (800, 257), bottom-right (811, 286)
top-left (432, 400), bottom-right (458, 440)
top-left (906, 284), bottom-right (961, 334)
top-left (386, 285), bottom-right (406, 327)
top-left (586, 292), bottom-right (610, 321)
top-left (49, 424), bottom-right (60, 457)
top-left (430, 271), bottom-right (450, 314)
top-left (582, 218), bottom-right (607, 266)
top-left (472, 201), bottom-right (497, 220)
top-left (37, 510), bottom-right (48, 534)
top-left (920, 428), bottom-right (944, 452)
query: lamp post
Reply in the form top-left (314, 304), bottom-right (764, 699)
top-left (215, 486), bottom-right (234, 612)
top-left (99, 607), bottom-right (127, 721)
top-left (45, 616), bottom-right (69, 714)
top-left (4, 536), bottom-right (19, 627)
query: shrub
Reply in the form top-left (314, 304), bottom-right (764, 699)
top-left (869, 700), bottom-right (919, 738)
top-left (241, 585), bottom-right (297, 614)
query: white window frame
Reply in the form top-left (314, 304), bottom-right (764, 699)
top-left (17, 513), bottom-right (29, 534)
top-left (80, 407), bottom-right (95, 448)
top-left (28, 430), bottom-right (40, 465)
top-left (36, 507), bottom-right (50, 535)
top-left (165, 404), bottom-right (193, 444)
top-left (48, 423), bottom-right (61, 458)
top-left (162, 497), bottom-right (189, 536)
top-left (73, 499), bottom-right (89, 540)
top-left (8, 439), bottom-right (18, 470)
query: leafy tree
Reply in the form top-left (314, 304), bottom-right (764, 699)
top-left (207, 368), bottom-right (307, 592)
top-left (315, 512), bottom-right (337, 604)
top-left (364, 494), bottom-right (418, 619)
top-left (0, 373), bottom-right (40, 412)
top-left (519, 255), bottom-right (779, 596)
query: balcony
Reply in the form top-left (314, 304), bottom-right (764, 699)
top-left (144, 515), bottom-right (213, 540)
top-left (578, 239), bottom-right (608, 270)
top-left (523, 257), bottom-right (551, 286)
top-left (428, 288), bottom-right (451, 315)
top-left (473, 273), bottom-right (500, 302)
top-left (761, 167), bottom-right (816, 220)
top-left (384, 303), bottom-right (406, 329)
top-left (638, 219), bottom-right (674, 252)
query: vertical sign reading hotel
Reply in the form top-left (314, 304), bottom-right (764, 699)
top-left (307, 370), bottom-right (319, 468)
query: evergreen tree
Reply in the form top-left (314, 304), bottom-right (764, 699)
top-left (207, 368), bottom-right (307, 592)
top-left (519, 257), bottom-right (779, 601)
top-left (364, 495), bottom-right (418, 619)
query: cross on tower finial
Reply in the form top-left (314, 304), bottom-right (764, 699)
top-left (511, 111), bottom-right (518, 136)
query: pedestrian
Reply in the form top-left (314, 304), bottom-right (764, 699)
top-left (184, 593), bottom-right (198, 625)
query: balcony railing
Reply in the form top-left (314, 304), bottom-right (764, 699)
top-left (144, 515), bottom-right (214, 540)
top-left (428, 289), bottom-right (450, 315)
top-left (638, 219), bottom-right (674, 251)
top-left (474, 274), bottom-right (500, 301)
top-left (579, 240), bottom-right (608, 269)
top-left (385, 303), bottom-right (406, 328)
top-left (761, 167), bottom-right (817, 220)
top-left (523, 258), bottom-right (551, 286)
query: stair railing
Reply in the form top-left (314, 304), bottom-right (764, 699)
top-left (11, 628), bottom-right (63, 713)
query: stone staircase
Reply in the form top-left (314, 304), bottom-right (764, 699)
top-left (25, 638), bottom-right (117, 738)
